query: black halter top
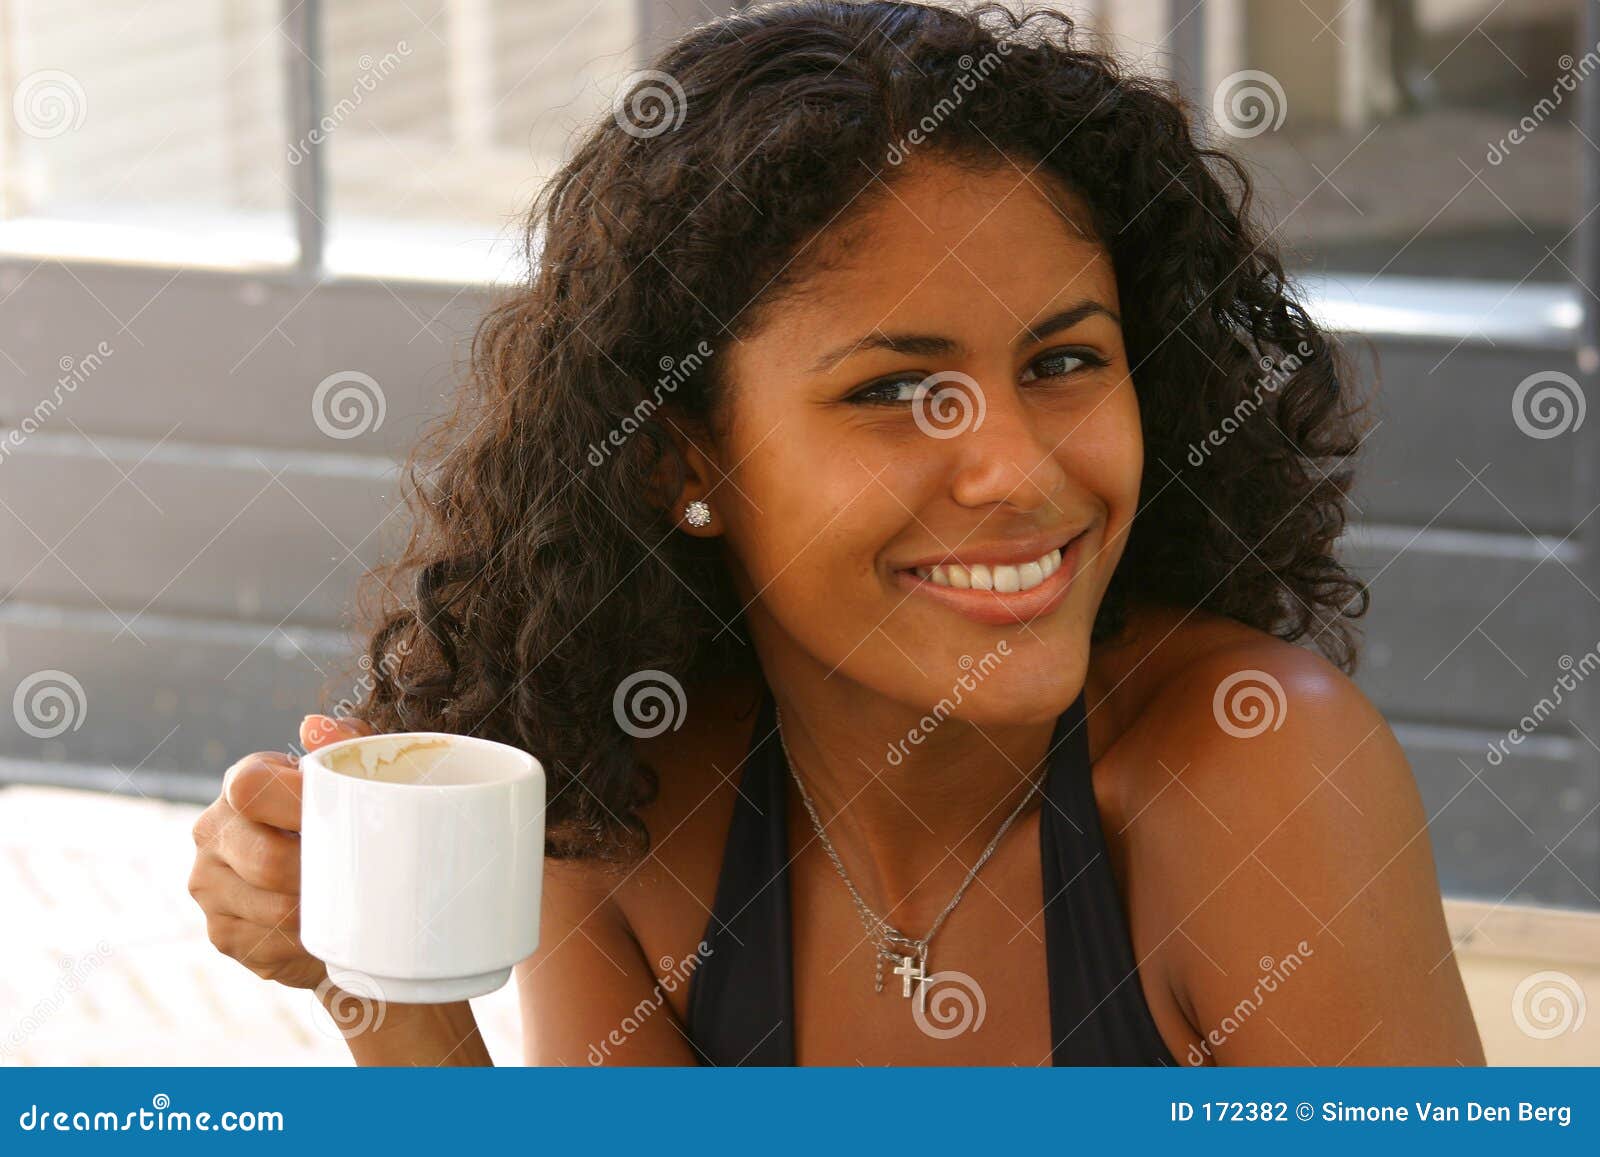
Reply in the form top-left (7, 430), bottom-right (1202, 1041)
top-left (683, 685), bottom-right (1179, 1065)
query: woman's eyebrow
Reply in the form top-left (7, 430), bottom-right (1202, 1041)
top-left (809, 298), bottom-right (1121, 374)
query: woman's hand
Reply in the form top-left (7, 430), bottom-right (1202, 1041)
top-left (188, 714), bottom-right (493, 1064)
top-left (188, 714), bottom-right (377, 991)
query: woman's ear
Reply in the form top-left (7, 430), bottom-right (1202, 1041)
top-left (653, 407), bottom-right (722, 536)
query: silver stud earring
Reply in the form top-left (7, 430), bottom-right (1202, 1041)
top-left (683, 498), bottom-right (712, 528)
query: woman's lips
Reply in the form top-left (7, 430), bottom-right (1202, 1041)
top-left (892, 530), bottom-right (1088, 625)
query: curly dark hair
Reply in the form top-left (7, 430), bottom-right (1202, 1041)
top-left (336, 0), bottom-right (1371, 864)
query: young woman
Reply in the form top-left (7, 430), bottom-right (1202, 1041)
top-left (189, 0), bottom-right (1485, 1066)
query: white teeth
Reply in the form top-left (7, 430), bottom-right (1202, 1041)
top-left (909, 543), bottom-right (1067, 594)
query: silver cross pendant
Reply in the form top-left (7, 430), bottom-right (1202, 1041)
top-left (892, 953), bottom-right (925, 998)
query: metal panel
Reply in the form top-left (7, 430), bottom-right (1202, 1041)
top-left (0, 431), bottom-right (405, 626)
top-left (0, 261), bottom-right (489, 456)
top-left (1346, 527), bottom-right (1593, 730)
top-left (0, 600), bottom-right (347, 799)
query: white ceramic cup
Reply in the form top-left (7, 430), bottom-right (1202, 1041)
top-left (299, 730), bottom-right (545, 1003)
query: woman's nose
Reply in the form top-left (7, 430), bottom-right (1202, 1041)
top-left (930, 374), bottom-right (1068, 512)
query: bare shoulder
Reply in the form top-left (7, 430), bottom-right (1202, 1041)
top-left (606, 670), bottom-right (766, 944)
top-left (515, 671), bottom-right (762, 1063)
top-left (1098, 606), bottom-right (1484, 1064)
top-left (1107, 609), bottom-right (1396, 815)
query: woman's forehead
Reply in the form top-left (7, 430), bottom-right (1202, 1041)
top-left (771, 159), bottom-right (1112, 321)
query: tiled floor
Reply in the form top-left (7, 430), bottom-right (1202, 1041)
top-left (1, 784), bottom-right (520, 1066)
top-left (6, 782), bottom-right (1600, 1066)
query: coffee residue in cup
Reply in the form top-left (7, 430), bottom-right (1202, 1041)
top-left (325, 735), bottom-right (455, 785)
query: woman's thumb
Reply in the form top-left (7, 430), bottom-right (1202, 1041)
top-left (300, 714), bottom-right (377, 751)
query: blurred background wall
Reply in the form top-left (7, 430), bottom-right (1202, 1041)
top-left (2, 0), bottom-right (1598, 1063)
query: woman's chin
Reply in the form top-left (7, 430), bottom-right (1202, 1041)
top-left (894, 666), bottom-right (1086, 729)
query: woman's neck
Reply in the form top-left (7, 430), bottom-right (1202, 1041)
top-left (758, 654), bottom-right (1107, 927)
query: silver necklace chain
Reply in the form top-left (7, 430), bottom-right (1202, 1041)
top-left (773, 704), bottom-right (1046, 996)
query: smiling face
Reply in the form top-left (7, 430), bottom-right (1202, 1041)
top-left (682, 153), bottom-right (1143, 726)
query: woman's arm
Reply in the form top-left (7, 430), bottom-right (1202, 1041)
top-left (325, 992), bottom-right (492, 1066)
top-left (1133, 643), bottom-right (1485, 1065)
top-left (516, 858), bottom-right (699, 1066)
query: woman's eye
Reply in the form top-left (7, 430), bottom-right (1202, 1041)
top-left (1020, 348), bottom-right (1105, 382)
top-left (850, 377), bottom-right (925, 405)
top-left (847, 349), bottom-right (1107, 404)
